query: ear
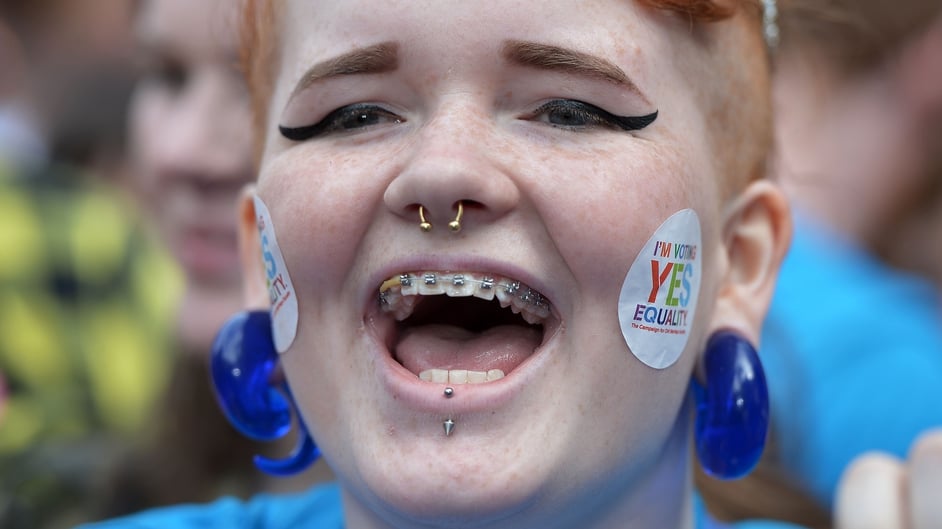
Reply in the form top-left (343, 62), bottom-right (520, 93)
top-left (709, 180), bottom-right (792, 346)
top-left (238, 185), bottom-right (271, 309)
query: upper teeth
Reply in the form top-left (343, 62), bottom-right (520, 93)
top-left (379, 271), bottom-right (551, 324)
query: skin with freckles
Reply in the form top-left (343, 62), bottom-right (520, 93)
top-left (237, 1), bottom-right (791, 528)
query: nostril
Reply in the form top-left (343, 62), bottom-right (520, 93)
top-left (453, 199), bottom-right (483, 212)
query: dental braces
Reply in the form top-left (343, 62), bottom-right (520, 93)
top-left (379, 272), bottom-right (550, 312)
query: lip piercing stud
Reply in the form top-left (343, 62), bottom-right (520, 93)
top-left (418, 206), bottom-right (432, 232)
top-left (443, 419), bottom-right (455, 436)
top-left (444, 387), bottom-right (454, 398)
top-left (448, 201), bottom-right (464, 232)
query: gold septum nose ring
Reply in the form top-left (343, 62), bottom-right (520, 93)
top-left (418, 205), bottom-right (433, 232)
top-left (418, 201), bottom-right (464, 233)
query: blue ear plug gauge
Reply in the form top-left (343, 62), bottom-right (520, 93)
top-left (210, 310), bottom-right (319, 476)
top-left (693, 331), bottom-right (769, 480)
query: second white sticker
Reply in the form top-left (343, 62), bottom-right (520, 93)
top-left (618, 209), bottom-right (702, 369)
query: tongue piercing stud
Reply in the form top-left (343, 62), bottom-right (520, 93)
top-left (448, 201), bottom-right (464, 232)
top-left (444, 387), bottom-right (454, 398)
top-left (443, 419), bottom-right (456, 436)
top-left (418, 205), bottom-right (432, 232)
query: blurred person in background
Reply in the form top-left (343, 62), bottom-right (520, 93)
top-left (749, 0), bottom-right (942, 515)
top-left (96, 0), bottom-right (329, 518)
top-left (698, 2), bottom-right (942, 527)
top-left (0, 0), bottom-right (179, 527)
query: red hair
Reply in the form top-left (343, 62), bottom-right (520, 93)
top-left (240, 0), bottom-right (279, 161)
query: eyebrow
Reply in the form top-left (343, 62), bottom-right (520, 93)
top-left (291, 41), bottom-right (399, 95)
top-left (288, 40), bottom-right (648, 105)
top-left (501, 40), bottom-right (649, 104)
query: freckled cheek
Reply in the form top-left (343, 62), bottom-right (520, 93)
top-left (541, 154), bottom-right (698, 296)
top-left (259, 152), bottom-right (394, 296)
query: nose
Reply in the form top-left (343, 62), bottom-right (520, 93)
top-left (383, 108), bottom-right (520, 235)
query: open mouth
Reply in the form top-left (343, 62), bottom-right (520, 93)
top-left (379, 272), bottom-right (556, 385)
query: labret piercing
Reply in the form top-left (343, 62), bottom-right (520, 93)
top-left (443, 389), bottom-right (455, 436)
top-left (417, 202), bottom-right (464, 233)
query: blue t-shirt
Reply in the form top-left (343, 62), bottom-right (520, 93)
top-left (761, 212), bottom-right (942, 506)
top-left (78, 483), bottom-right (804, 529)
top-left (79, 485), bottom-right (344, 529)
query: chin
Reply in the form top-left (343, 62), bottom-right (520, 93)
top-left (336, 410), bottom-right (572, 526)
top-left (359, 457), bottom-right (544, 525)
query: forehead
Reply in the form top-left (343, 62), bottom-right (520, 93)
top-left (269, 1), bottom-right (762, 97)
top-left (271, 0), bottom-right (694, 121)
top-left (278, 1), bottom-right (657, 65)
top-left (136, 0), bottom-right (239, 55)
top-left (281, 0), bottom-right (649, 36)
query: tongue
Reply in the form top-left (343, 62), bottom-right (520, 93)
top-left (394, 324), bottom-right (541, 375)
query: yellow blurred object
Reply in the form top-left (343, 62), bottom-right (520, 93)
top-left (0, 292), bottom-right (70, 395)
top-left (70, 191), bottom-right (133, 286)
top-left (0, 163), bottom-right (181, 519)
top-left (0, 188), bottom-right (46, 281)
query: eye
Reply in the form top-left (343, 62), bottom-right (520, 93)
top-left (279, 104), bottom-right (404, 142)
top-left (140, 56), bottom-right (188, 93)
top-left (526, 99), bottom-right (657, 132)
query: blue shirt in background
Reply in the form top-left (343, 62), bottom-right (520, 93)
top-left (78, 483), bottom-right (806, 529)
top-left (762, 212), bottom-right (942, 507)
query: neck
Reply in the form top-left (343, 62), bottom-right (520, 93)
top-left (341, 399), bottom-right (696, 529)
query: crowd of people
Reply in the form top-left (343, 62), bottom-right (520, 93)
top-left (0, 0), bottom-right (940, 528)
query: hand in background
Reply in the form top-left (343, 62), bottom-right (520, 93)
top-left (836, 429), bottom-right (942, 529)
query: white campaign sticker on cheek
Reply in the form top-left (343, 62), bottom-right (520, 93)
top-left (254, 195), bottom-right (298, 354)
top-left (618, 209), bottom-right (702, 369)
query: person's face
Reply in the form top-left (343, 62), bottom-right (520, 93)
top-left (130, 0), bottom-right (252, 350)
top-left (250, 0), bottom-right (762, 524)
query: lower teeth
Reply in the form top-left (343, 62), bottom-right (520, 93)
top-left (418, 368), bottom-right (505, 384)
